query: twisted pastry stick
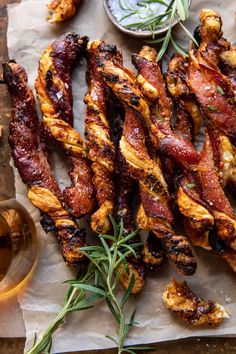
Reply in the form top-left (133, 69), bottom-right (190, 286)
top-left (35, 33), bottom-right (95, 219)
top-left (3, 62), bottom-right (85, 266)
top-left (84, 40), bottom-right (124, 233)
top-left (121, 107), bottom-right (197, 275)
top-left (47, 0), bottom-right (81, 23)
top-left (167, 51), bottom-right (236, 258)
top-left (100, 53), bottom-right (196, 275)
top-left (131, 46), bottom-right (200, 170)
top-left (188, 9), bottom-right (236, 145)
top-left (109, 81), bottom-right (165, 273)
top-left (167, 53), bottom-right (202, 139)
top-left (167, 57), bottom-right (236, 274)
top-left (166, 54), bottom-right (214, 250)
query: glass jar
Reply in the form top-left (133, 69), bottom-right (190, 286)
top-left (0, 197), bottom-right (37, 298)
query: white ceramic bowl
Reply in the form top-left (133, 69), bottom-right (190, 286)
top-left (103, 0), bottom-right (191, 38)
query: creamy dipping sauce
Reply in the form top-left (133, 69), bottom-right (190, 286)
top-left (108, 0), bottom-right (171, 30)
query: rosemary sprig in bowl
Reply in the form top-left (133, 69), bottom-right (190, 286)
top-left (26, 217), bottom-right (154, 354)
top-left (104, 0), bottom-right (198, 60)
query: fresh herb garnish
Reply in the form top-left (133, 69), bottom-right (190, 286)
top-left (27, 217), bottom-right (152, 354)
top-left (207, 105), bottom-right (217, 111)
top-left (217, 85), bottom-right (224, 95)
top-left (186, 183), bottom-right (196, 189)
top-left (118, 0), bottom-right (198, 61)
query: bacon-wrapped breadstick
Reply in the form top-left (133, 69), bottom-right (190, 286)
top-left (131, 46), bottom-right (200, 170)
top-left (188, 9), bottom-right (236, 145)
top-left (121, 108), bottom-right (196, 275)
top-left (166, 54), bottom-right (215, 250)
top-left (84, 40), bottom-right (123, 233)
top-left (3, 61), bottom-right (85, 265)
top-left (167, 53), bottom-right (236, 257)
top-left (163, 279), bottom-right (229, 326)
top-left (47, 0), bottom-right (82, 23)
top-left (100, 52), bottom-right (197, 275)
top-left (107, 93), bottom-right (146, 293)
top-left (35, 33), bottom-right (95, 219)
top-left (109, 70), bottom-right (165, 274)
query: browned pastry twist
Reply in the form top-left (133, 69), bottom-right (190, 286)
top-left (188, 9), bottom-right (236, 145)
top-left (167, 53), bottom-right (202, 139)
top-left (84, 40), bottom-right (123, 234)
top-left (3, 61), bottom-right (86, 266)
top-left (167, 50), bottom-right (236, 263)
top-left (110, 87), bottom-right (164, 274)
top-left (121, 107), bottom-right (196, 275)
top-left (131, 46), bottom-right (200, 170)
top-left (35, 33), bottom-right (95, 219)
top-left (163, 279), bottom-right (229, 326)
top-left (166, 54), bottom-right (215, 250)
top-left (100, 54), bottom-right (197, 275)
top-left (47, 0), bottom-right (82, 23)
top-left (109, 94), bottom-right (147, 292)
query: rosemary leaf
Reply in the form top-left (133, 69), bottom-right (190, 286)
top-left (157, 26), bottom-right (172, 61)
top-left (217, 85), bottom-right (224, 95)
top-left (207, 105), bottom-right (217, 111)
top-left (179, 21), bottom-right (199, 47)
top-left (176, 0), bottom-right (187, 21)
top-left (27, 218), bottom-right (141, 354)
top-left (171, 36), bottom-right (188, 57)
top-left (186, 183), bottom-right (196, 189)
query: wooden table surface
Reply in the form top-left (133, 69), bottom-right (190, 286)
top-left (1, 0), bottom-right (236, 353)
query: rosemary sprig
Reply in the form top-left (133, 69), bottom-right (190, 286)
top-left (118, 0), bottom-right (198, 61)
top-left (26, 217), bottom-right (153, 354)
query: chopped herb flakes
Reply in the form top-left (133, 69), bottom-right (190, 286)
top-left (186, 183), bottom-right (196, 189)
top-left (207, 105), bottom-right (217, 111)
top-left (217, 86), bottom-right (224, 95)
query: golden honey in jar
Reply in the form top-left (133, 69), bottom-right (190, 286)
top-left (0, 198), bottom-right (37, 297)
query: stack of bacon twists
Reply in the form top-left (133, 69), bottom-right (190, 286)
top-left (100, 45), bottom-right (197, 276)
top-left (35, 33), bottom-right (95, 219)
top-left (166, 9), bottom-right (236, 271)
top-left (4, 8), bottom-right (236, 301)
top-left (3, 61), bottom-right (86, 266)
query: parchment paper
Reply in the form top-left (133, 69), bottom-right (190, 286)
top-left (6, 0), bottom-right (236, 352)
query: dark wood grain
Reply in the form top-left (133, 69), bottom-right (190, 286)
top-left (0, 1), bottom-right (236, 353)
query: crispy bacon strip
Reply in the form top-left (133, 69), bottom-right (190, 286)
top-left (47, 0), bottom-right (81, 23)
top-left (84, 40), bottom-right (123, 233)
top-left (163, 279), bottom-right (229, 326)
top-left (3, 62), bottom-right (85, 265)
top-left (35, 33), bottom-right (95, 219)
top-left (167, 54), bottom-right (202, 139)
top-left (131, 47), bottom-right (200, 170)
top-left (198, 128), bottom-right (236, 250)
top-left (188, 9), bottom-right (236, 145)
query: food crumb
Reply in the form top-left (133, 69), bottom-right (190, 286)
top-left (225, 295), bottom-right (232, 303)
